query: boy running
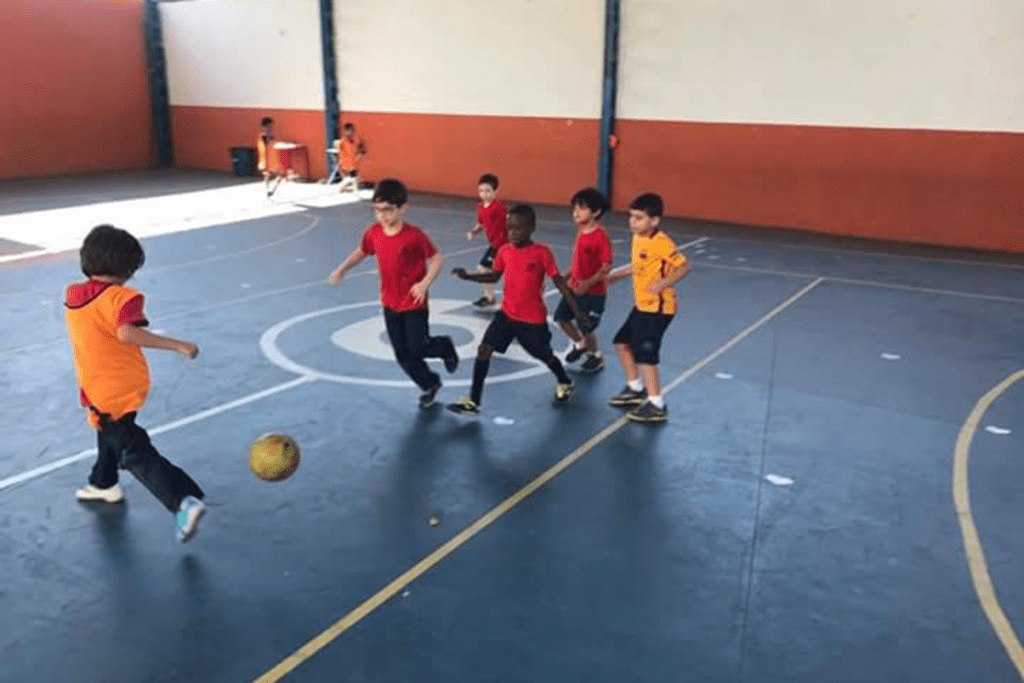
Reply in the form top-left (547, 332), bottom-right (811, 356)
top-left (556, 187), bottom-right (614, 374)
top-left (606, 193), bottom-right (689, 423)
top-left (65, 225), bottom-right (206, 542)
top-left (465, 173), bottom-right (507, 308)
top-left (328, 178), bottom-right (459, 408)
top-left (448, 203), bottom-right (588, 416)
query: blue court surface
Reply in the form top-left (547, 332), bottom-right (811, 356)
top-left (1, 171), bottom-right (1023, 682)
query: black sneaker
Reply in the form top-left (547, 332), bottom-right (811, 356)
top-left (472, 297), bottom-right (496, 308)
top-left (626, 401), bottom-right (668, 423)
top-left (446, 396), bottom-right (480, 417)
top-left (608, 386), bottom-right (647, 407)
top-left (443, 338), bottom-right (459, 374)
top-left (580, 354), bottom-right (605, 374)
top-left (419, 383), bottom-right (441, 409)
top-left (565, 346), bottom-right (586, 363)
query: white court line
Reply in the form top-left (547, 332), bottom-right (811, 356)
top-left (0, 376), bottom-right (315, 492)
top-left (0, 245), bottom-right (485, 358)
top-left (698, 260), bottom-right (1024, 305)
top-left (144, 216), bottom-right (321, 273)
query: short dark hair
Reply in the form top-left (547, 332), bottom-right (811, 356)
top-left (629, 192), bottom-right (664, 218)
top-left (571, 186), bottom-right (607, 218)
top-left (372, 178), bottom-right (408, 206)
top-left (478, 173), bottom-right (499, 190)
top-left (260, 116), bottom-right (273, 126)
top-left (80, 225), bottom-right (145, 279)
top-left (343, 122), bottom-right (355, 132)
top-left (507, 203), bottom-right (536, 230)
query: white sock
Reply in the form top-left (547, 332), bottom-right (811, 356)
top-left (574, 340), bottom-right (586, 350)
top-left (590, 350), bottom-right (602, 359)
top-left (649, 395), bottom-right (665, 408)
top-left (628, 378), bottom-right (643, 392)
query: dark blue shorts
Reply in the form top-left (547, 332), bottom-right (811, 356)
top-left (553, 293), bottom-right (606, 335)
top-left (612, 307), bottom-right (673, 365)
top-left (479, 246), bottom-right (497, 270)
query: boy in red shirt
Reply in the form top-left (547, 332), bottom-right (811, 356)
top-left (65, 225), bottom-right (206, 543)
top-left (465, 173), bottom-right (507, 308)
top-left (447, 204), bottom-right (589, 416)
top-left (328, 178), bottom-right (459, 408)
top-left (555, 187), bottom-right (614, 374)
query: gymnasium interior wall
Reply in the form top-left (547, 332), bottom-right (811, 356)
top-left (333, 0), bottom-right (606, 206)
top-left (615, 0), bottom-right (1024, 251)
top-left (0, 0), bottom-right (155, 179)
top-left (160, 0), bottom-right (328, 178)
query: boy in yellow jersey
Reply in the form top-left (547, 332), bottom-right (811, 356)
top-left (65, 225), bottom-right (206, 542)
top-left (606, 193), bottom-right (689, 423)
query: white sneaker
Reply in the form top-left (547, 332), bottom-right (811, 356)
top-left (75, 483), bottom-right (124, 503)
top-left (176, 496), bottom-right (206, 543)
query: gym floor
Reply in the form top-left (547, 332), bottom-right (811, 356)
top-left (1, 170), bottom-right (1022, 682)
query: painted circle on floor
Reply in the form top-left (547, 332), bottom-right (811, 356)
top-left (259, 299), bottom-right (550, 387)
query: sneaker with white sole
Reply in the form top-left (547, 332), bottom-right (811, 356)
top-left (176, 496), bottom-right (206, 543)
top-left (75, 483), bottom-right (124, 503)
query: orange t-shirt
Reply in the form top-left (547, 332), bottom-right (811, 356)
top-left (257, 134), bottom-right (274, 172)
top-left (65, 281), bottom-right (150, 428)
top-left (336, 136), bottom-right (363, 172)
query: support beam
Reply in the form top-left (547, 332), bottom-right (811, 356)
top-left (597, 0), bottom-right (621, 203)
top-left (144, 0), bottom-right (173, 166)
top-left (319, 0), bottom-right (339, 177)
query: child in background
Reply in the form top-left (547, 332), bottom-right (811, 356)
top-left (466, 173), bottom-right (507, 308)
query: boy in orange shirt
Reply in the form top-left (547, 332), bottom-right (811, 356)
top-left (606, 193), bottom-right (689, 423)
top-left (65, 225), bottom-right (206, 542)
top-left (333, 122), bottom-right (366, 193)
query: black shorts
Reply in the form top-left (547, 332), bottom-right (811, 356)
top-left (553, 293), bottom-right (605, 334)
top-left (479, 246), bottom-right (497, 270)
top-left (612, 307), bottom-right (673, 365)
top-left (482, 311), bottom-right (554, 359)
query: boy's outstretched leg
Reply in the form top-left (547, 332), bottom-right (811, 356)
top-left (101, 414), bottom-right (207, 541)
top-left (519, 325), bottom-right (575, 405)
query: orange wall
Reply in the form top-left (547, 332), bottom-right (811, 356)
top-left (170, 106), bottom-right (327, 179)
top-left (0, 0), bottom-right (155, 179)
top-left (613, 120), bottom-right (1024, 253)
top-left (339, 112), bottom-right (600, 206)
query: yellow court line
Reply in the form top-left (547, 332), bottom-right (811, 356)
top-left (954, 370), bottom-right (1024, 679)
top-left (253, 276), bottom-right (824, 682)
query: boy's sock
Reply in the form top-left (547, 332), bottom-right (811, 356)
top-left (648, 394), bottom-right (665, 409)
top-left (470, 357), bottom-right (490, 405)
top-left (628, 378), bottom-right (643, 392)
top-left (546, 356), bottom-right (571, 385)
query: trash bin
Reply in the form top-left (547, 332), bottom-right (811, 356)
top-left (230, 147), bottom-right (257, 177)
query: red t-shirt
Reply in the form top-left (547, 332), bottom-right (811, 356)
top-left (477, 200), bottom-right (508, 250)
top-left (570, 225), bottom-right (614, 295)
top-left (360, 222), bottom-right (438, 312)
top-left (492, 242), bottom-right (560, 324)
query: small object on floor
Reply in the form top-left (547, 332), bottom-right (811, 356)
top-left (715, 372), bottom-right (734, 380)
top-left (75, 483), bottom-right (125, 503)
top-left (429, 515), bottom-right (440, 527)
top-left (985, 426), bottom-right (1011, 435)
top-left (177, 496), bottom-right (206, 543)
top-left (765, 474), bottom-right (795, 486)
top-left (493, 416), bottom-right (515, 425)
top-left (880, 353), bottom-right (901, 361)
top-left (250, 433), bottom-right (301, 481)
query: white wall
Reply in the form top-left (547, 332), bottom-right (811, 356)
top-left (618, 0), bottom-right (1024, 132)
top-left (161, 0), bottom-right (323, 109)
top-left (334, 0), bottom-right (605, 118)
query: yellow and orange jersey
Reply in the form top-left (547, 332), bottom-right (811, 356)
top-left (631, 230), bottom-right (688, 315)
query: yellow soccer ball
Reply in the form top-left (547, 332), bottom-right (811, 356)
top-left (249, 433), bottom-right (301, 481)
